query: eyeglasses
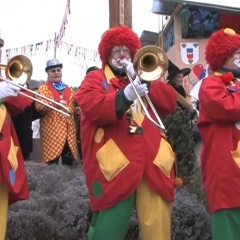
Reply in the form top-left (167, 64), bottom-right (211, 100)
top-left (111, 46), bottom-right (131, 59)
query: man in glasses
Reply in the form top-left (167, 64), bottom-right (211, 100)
top-left (35, 59), bottom-right (78, 166)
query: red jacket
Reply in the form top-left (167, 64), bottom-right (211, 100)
top-left (198, 74), bottom-right (240, 213)
top-left (0, 93), bottom-right (32, 205)
top-left (75, 68), bottom-right (177, 211)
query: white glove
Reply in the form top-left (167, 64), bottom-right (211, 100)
top-left (0, 81), bottom-right (20, 99)
top-left (121, 59), bottom-right (136, 78)
top-left (124, 76), bottom-right (148, 101)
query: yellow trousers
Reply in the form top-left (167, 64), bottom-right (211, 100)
top-left (136, 178), bottom-right (172, 240)
top-left (0, 182), bottom-right (9, 240)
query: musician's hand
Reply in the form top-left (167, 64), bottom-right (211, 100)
top-left (121, 59), bottom-right (136, 78)
top-left (0, 81), bottom-right (20, 99)
top-left (124, 76), bottom-right (148, 101)
top-left (74, 106), bottom-right (81, 115)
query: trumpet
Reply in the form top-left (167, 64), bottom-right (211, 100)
top-left (120, 45), bottom-right (169, 131)
top-left (0, 55), bottom-right (71, 117)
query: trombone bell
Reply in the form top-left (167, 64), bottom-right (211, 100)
top-left (133, 45), bottom-right (169, 82)
top-left (0, 55), bottom-right (33, 85)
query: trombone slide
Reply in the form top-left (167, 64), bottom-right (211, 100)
top-left (125, 70), bottom-right (166, 131)
top-left (19, 91), bottom-right (70, 118)
top-left (119, 45), bottom-right (168, 131)
top-left (1, 77), bottom-right (71, 117)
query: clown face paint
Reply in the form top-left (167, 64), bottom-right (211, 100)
top-left (233, 50), bottom-right (240, 68)
top-left (108, 46), bottom-right (132, 70)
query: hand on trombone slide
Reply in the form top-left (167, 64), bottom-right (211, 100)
top-left (124, 76), bottom-right (148, 102)
top-left (0, 81), bottom-right (21, 98)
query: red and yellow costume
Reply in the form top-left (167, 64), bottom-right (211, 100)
top-left (35, 82), bottom-right (77, 163)
top-left (75, 26), bottom-right (177, 240)
top-left (198, 28), bottom-right (240, 239)
top-left (0, 94), bottom-right (31, 239)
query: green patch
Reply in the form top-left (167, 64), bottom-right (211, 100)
top-left (8, 114), bottom-right (11, 130)
top-left (92, 180), bottom-right (103, 198)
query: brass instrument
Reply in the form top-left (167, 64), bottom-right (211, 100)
top-left (120, 45), bottom-right (169, 131)
top-left (0, 55), bottom-right (71, 117)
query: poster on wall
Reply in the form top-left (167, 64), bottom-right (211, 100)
top-left (180, 42), bottom-right (199, 65)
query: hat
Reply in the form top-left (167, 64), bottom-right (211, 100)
top-left (206, 28), bottom-right (240, 71)
top-left (98, 25), bottom-right (141, 67)
top-left (86, 66), bottom-right (99, 75)
top-left (167, 60), bottom-right (191, 81)
top-left (45, 58), bottom-right (63, 72)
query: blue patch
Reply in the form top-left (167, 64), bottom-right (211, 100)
top-left (102, 80), bottom-right (109, 92)
top-left (9, 169), bottom-right (15, 185)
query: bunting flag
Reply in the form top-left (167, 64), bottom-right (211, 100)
top-left (4, 39), bottom-right (53, 61)
top-left (54, 0), bottom-right (71, 47)
top-left (60, 41), bottom-right (100, 62)
top-left (3, 39), bottom-right (100, 62)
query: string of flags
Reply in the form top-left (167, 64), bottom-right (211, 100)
top-left (3, 39), bottom-right (100, 62)
top-left (3, 0), bottom-right (101, 62)
top-left (54, 0), bottom-right (71, 47)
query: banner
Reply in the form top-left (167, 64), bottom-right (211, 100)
top-left (4, 39), bottom-right (53, 61)
top-left (3, 40), bottom-right (99, 62)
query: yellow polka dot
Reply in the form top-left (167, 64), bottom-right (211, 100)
top-left (94, 128), bottom-right (104, 143)
top-left (224, 28), bottom-right (236, 36)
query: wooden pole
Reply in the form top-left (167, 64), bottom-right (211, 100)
top-left (124, 0), bottom-right (132, 29)
top-left (109, 0), bottom-right (132, 28)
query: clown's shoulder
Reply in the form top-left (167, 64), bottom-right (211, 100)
top-left (81, 69), bottom-right (106, 86)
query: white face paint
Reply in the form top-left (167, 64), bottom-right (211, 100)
top-left (233, 57), bottom-right (240, 68)
top-left (223, 49), bottom-right (240, 72)
top-left (108, 46), bottom-right (132, 70)
top-left (232, 50), bottom-right (240, 69)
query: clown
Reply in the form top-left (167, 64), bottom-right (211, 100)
top-left (75, 25), bottom-right (177, 240)
top-left (198, 28), bottom-right (240, 239)
top-left (0, 81), bottom-right (32, 239)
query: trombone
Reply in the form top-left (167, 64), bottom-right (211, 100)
top-left (120, 45), bottom-right (169, 131)
top-left (0, 55), bottom-right (71, 117)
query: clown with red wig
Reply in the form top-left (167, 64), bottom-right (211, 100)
top-left (75, 25), bottom-right (177, 240)
top-left (198, 28), bottom-right (240, 239)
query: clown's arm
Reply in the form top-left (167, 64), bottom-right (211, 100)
top-left (147, 80), bottom-right (177, 117)
top-left (0, 81), bottom-right (33, 116)
top-left (35, 85), bottom-right (55, 114)
top-left (199, 76), bottom-right (240, 122)
top-left (75, 71), bottom-right (134, 125)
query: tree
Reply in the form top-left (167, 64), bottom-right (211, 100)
top-left (163, 106), bottom-right (197, 182)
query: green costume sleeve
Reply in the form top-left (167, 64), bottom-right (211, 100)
top-left (115, 90), bottom-right (133, 119)
top-left (115, 82), bottom-right (150, 119)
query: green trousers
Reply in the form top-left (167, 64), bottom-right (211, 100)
top-left (88, 193), bottom-right (135, 240)
top-left (212, 208), bottom-right (240, 240)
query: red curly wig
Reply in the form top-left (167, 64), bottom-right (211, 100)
top-left (98, 25), bottom-right (141, 67)
top-left (206, 28), bottom-right (240, 71)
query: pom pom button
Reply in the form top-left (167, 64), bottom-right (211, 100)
top-left (224, 28), bottom-right (236, 36)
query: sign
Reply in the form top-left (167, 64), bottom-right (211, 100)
top-left (180, 42), bottom-right (199, 65)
